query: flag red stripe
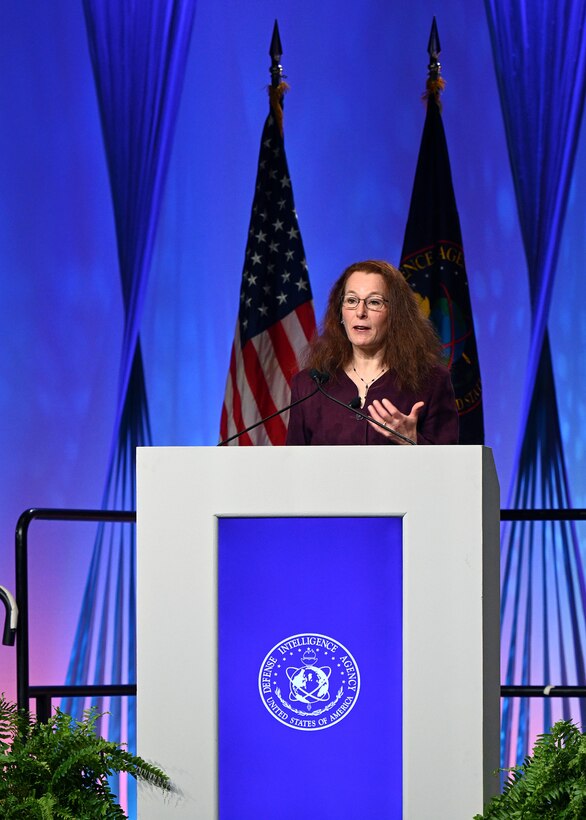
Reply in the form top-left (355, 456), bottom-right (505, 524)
top-left (220, 402), bottom-right (228, 439)
top-left (225, 340), bottom-right (253, 445)
top-left (296, 300), bottom-right (317, 342)
top-left (267, 322), bottom-right (298, 384)
top-left (219, 343), bottom-right (236, 439)
top-left (241, 339), bottom-right (287, 444)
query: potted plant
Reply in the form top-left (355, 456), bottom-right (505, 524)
top-left (0, 693), bottom-right (171, 818)
top-left (475, 720), bottom-right (586, 819)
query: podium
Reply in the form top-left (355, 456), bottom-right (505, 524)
top-left (136, 446), bottom-right (500, 819)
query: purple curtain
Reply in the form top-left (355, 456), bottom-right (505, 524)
top-left (62, 2), bottom-right (196, 816)
top-left (485, 0), bottom-right (586, 768)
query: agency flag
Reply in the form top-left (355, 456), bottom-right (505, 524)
top-left (220, 77), bottom-right (316, 445)
top-left (400, 28), bottom-right (484, 444)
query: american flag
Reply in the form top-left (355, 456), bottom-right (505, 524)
top-left (220, 83), bottom-right (316, 445)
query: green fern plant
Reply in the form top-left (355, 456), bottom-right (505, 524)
top-left (0, 693), bottom-right (170, 819)
top-left (475, 720), bottom-right (586, 819)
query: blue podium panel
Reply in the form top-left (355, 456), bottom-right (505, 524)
top-left (218, 516), bottom-right (403, 820)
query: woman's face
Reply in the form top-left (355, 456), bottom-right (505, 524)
top-left (341, 271), bottom-right (389, 355)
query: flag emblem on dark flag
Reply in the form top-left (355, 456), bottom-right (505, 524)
top-left (220, 41), bottom-right (317, 445)
top-left (400, 24), bottom-right (484, 445)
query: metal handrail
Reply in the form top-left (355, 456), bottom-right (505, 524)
top-left (12, 506), bottom-right (586, 715)
top-left (501, 508), bottom-right (586, 521)
top-left (15, 508), bottom-right (136, 713)
top-left (500, 507), bottom-right (586, 699)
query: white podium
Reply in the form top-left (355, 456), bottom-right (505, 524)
top-left (136, 445), bottom-right (499, 819)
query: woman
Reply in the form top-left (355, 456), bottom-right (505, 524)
top-left (286, 260), bottom-right (459, 445)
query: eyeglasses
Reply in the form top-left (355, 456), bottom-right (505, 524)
top-left (341, 295), bottom-right (389, 312)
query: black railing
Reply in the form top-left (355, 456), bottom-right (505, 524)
top-left (10, 506), bottom-right (586, 718)
top-left (501, 508), bottom-right (586, 521)
top-left (499, 508), bottom-right (586, 699)
top-left (15, 508), bottom-right (136, 715)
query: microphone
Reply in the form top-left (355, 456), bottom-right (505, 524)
top-left (218, 384), bottom-right (321, 446)
top-left (309, 369), bottom-right (329, 386)
top-left (349, 396), bottom-right (361, 410)
top-left (309, 370), bottom-right (416, 445)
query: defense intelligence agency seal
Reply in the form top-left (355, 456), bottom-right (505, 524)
top-left (258, 633), bottom-right (360, 731)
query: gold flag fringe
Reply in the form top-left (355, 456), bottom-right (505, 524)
top-left (268, 81), bottom-right (290, 136)
top-left (423, 75), bottom-right (446, 110)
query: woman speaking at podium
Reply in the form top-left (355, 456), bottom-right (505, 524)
top-left (286, 260), bottom-right (459, 446)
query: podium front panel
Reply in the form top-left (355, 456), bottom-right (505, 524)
top-left (137, 445), bottom-right (499, 819)
top-left (218, 516), bottom-right (402, 817)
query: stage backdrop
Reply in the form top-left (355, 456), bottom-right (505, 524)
top-left (1, 0), bottom-right (585, 773)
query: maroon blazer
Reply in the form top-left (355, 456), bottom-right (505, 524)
top-left (286, 367), bottom-right (459, 445)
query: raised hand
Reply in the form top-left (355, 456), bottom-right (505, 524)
top-left (367, 398), bottom-right (424, 445)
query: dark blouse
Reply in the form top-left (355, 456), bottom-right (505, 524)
top-left (285, 367), bottom-right (459, 445)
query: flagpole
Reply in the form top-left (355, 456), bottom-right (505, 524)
top-left (219, 21), bottom-right (317, 445)
top-left (425, 16), bottom-right (445, 104)
top-left (427, 17), bottom-right (440, 70)
top-left (268, 20), bottom-right (288, 137)
top-left (269, 19), bottom-right (283, 88)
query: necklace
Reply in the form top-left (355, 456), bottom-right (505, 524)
top-left (352, 365), bottom-right (386, 395)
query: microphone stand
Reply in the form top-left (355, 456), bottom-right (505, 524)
top-left (311, 373), bottom-right (416, 446)
top-left (218, 387), bottom-right (321, 446)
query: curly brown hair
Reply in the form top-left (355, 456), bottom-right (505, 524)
top-left (305, 260), bottom-right (442, 392)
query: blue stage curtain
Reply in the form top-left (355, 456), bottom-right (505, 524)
top-left (61, 2), bottom-right (196, 816)
top-left (83, 0), bottom-right (196, 426)
top-left (485, 0), bottom-right (586, 769)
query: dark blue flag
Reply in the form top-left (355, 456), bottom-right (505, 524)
top-left (400, 63), bottom-right (484, 444)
